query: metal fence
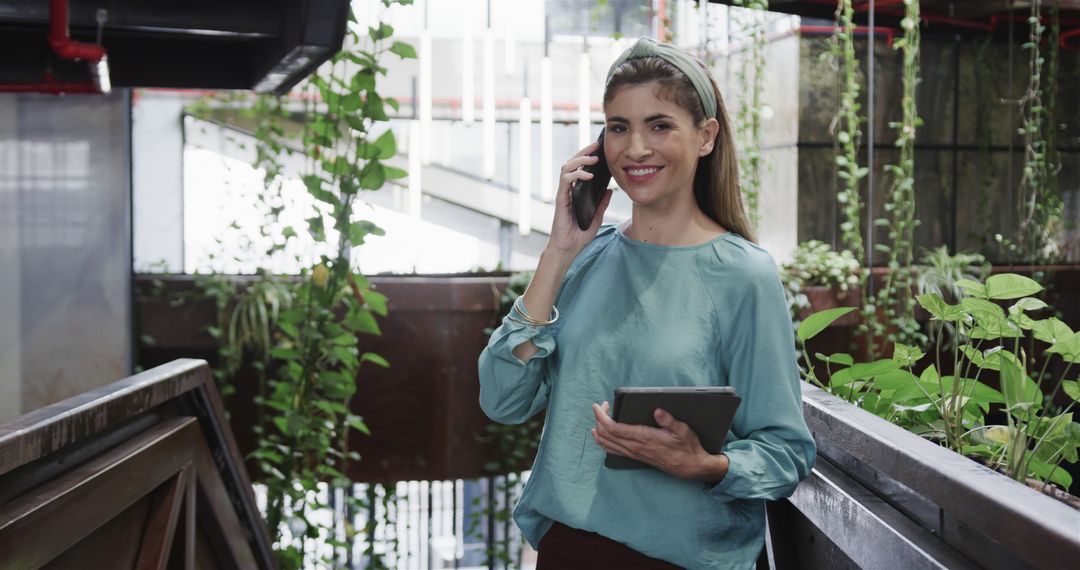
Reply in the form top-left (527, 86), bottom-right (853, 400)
top-left (257, 474), bottom-right (532, 569)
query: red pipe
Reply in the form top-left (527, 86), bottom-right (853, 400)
top-left (1, 0), bottom-right (109, 94)
top-left (799, 24), bottom-right (896, 48)
top-left (1062, 28), bottom-right (1080, 48)
top-left (47, 0), bottom-right (105, 62)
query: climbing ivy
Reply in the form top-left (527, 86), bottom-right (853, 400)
top-left (1014, 0), bottom-right (1063, 265)
top-left (831, 0), bottom-right (867, 259)
top-left (869, 0), bottom-right (925, 353)
top-left (186, 3), bottom-right (415, 568)
top-left (732, 0), bottom-right (769, 230)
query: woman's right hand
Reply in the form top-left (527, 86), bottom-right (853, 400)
top-left (547, 140), bottom-right (614, 255)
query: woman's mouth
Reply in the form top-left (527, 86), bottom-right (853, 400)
top-left (624, 165), bottom-right (663, 183)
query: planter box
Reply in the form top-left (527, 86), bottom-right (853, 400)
top-left (798, 285), bottom-right (861, 327)
top-left (768, 383), bottom-right (1080, 569)
top-left (137, 274), bottom-right (513, 483)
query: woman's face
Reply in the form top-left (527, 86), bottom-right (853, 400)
top-left (603, 82), bottom-right (717, 210)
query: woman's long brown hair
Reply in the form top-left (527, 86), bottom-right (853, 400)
top-left (603, 56), bottom-right (757, 243)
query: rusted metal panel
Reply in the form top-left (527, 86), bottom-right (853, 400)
top-left (136, 275), bottom-right (513, 482)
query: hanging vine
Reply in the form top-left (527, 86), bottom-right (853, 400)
top-left (871, 0), bottom-right (924, 352)
top-left (1016, 0), bottom-right (1062, 265)
top-left (828, 0), bottom-right (876, 358)
top-left (183, 3), bottom-right (416, 568)
top-left (831, 0), bottom-right (867, 258)
top-left (732, 0), bottom-right (768, 229)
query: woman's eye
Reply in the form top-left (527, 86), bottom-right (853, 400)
top-left (652, 123), bottom-right (672, 132)
top-left (607, 125), bottom-right (627, 134)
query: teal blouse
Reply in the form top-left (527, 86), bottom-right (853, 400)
top-left (477, 224), bottom-right (816, 570)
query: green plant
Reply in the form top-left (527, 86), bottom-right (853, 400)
top-left (915, 247), bottom-right (990, 303)
top-left (256, 11), bottom-right (412, 564)
top-left (798, 273), bottom-right (1080, 495)
top-left (780, 241), bottom-right (861, 324)
top-left (913, 247), bottom-right (990, 352)
top-left (783, 240), bottom-right (862, 292)
top-left (830, 0), bottom-right (868, 260)
top-left (1000, 0), bottom-right (1064, 265)
top-left (732, 0), bottom-right (769, 229)
top-left (185, 3), bottom-right (415, 568)
top-left (869, 0), bottom-right (924, 353)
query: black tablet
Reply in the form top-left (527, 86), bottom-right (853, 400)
top-left (604, 387), bottom-right (741, 470)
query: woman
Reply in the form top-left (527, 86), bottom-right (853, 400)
top-left (477, 38), bottom-right (815, 570)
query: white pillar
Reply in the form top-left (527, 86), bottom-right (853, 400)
top-left (578, 52), bottom-right (591, 149)
top-left (540, 57), bottom-right (553, 201)
top-left (462, 23), bottom-right (475, 124)
top-left (419, 30), bottom-right (433, 165)
top-left (518, 98), bottom-right (532, 236)
top-left (408, 120), bottom-right (422, 219)
top-left (482, 29), bottom-right (495, 179)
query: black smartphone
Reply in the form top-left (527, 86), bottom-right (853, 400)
top-left (571, 129), bottom-right (612, 230)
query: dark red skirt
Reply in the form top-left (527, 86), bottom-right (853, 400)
top-left (536, 521), bottom-right (684, 569)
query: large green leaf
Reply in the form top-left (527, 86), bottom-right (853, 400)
top-left (373, 128), bottom-right (397, 159)
top-left (361, 352), bottom-right (390, 368)
top-left (891, 365), bottom-right (942, 404)
top-left (389, 41), bottom-right (417, 59)
top-left (383, 165), bottom-right (408, 180)
top-left (796, 307), bottom-right (856, 342)
top-left (1009, 297), bottom-right (1048, 314)
top-left (1032, 317), bottom-right (1074, 344)
top-left (999, 359), bottom-right (1042, 415)
top-left (349, 220), bottom-right (385, 246)
top-left (1026, 456), bottom-right (1073, 489)
top-left (955, 279), bottom-right (987, 299)
top-left (358, 161), bottom-right (387, 190)
top-left (345, 309), bottom-right (381, 335)
top-left (364, 289), bottom-right (389, 316)
top-left (872, 368), bottom-right (919, 391)
top-left (846, 359), bottom-right (901, 380)
top-left (1062, 380), bottom-right (1080, 403)
top-left (985, 273), bottom-right (1044, 300)
top-left (917, 293), bottom-right (963, 322)
top-left (960, 297), bottom-right (1005, 324)
top-left (940, 375), bottom-right (1006, 406)
top-left (892, 343), bottom-right (925, 367)
top-left (369, 22), bottom-right (394, 40)
top-left (1047, 332), bottom-right (1080, 363)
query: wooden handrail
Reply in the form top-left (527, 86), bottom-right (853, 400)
top-left (0, 359), bottom-right (276, 569)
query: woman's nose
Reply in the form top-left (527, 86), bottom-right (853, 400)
top-left (626, 132), bottom-right (651, 161)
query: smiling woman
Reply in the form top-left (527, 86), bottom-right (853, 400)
top-left (478, 37), bottom-right (814, 570)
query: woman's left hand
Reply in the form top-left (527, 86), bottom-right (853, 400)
top-left (591, 402), bottom-right (728, 481)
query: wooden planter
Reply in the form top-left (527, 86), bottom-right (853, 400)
top-left (767, 384), bottom-right (1080, 569)
top-left (798, 285), bottom-right (861, 326)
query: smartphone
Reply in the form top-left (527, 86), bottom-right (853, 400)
top-left (571, 129), bottom-right (612, 230)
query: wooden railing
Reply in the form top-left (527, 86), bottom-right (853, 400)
top-left (0, 359), bottom-right (275, 570)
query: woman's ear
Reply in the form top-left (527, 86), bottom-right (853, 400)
top-left (698, 118), bottom-right (721, 157)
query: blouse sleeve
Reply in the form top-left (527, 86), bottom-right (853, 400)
top-left (477, 305), bottom-right (557, 424)
top-left (477, 225), bottom-right (617, 425)
top-left (704, 255), bottom-right (816, 502)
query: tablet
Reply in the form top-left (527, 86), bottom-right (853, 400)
top-left (604, 387), bottom-right (741, 470)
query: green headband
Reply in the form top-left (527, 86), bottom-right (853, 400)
top-left (605, 37), bottom-right (718, 119)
